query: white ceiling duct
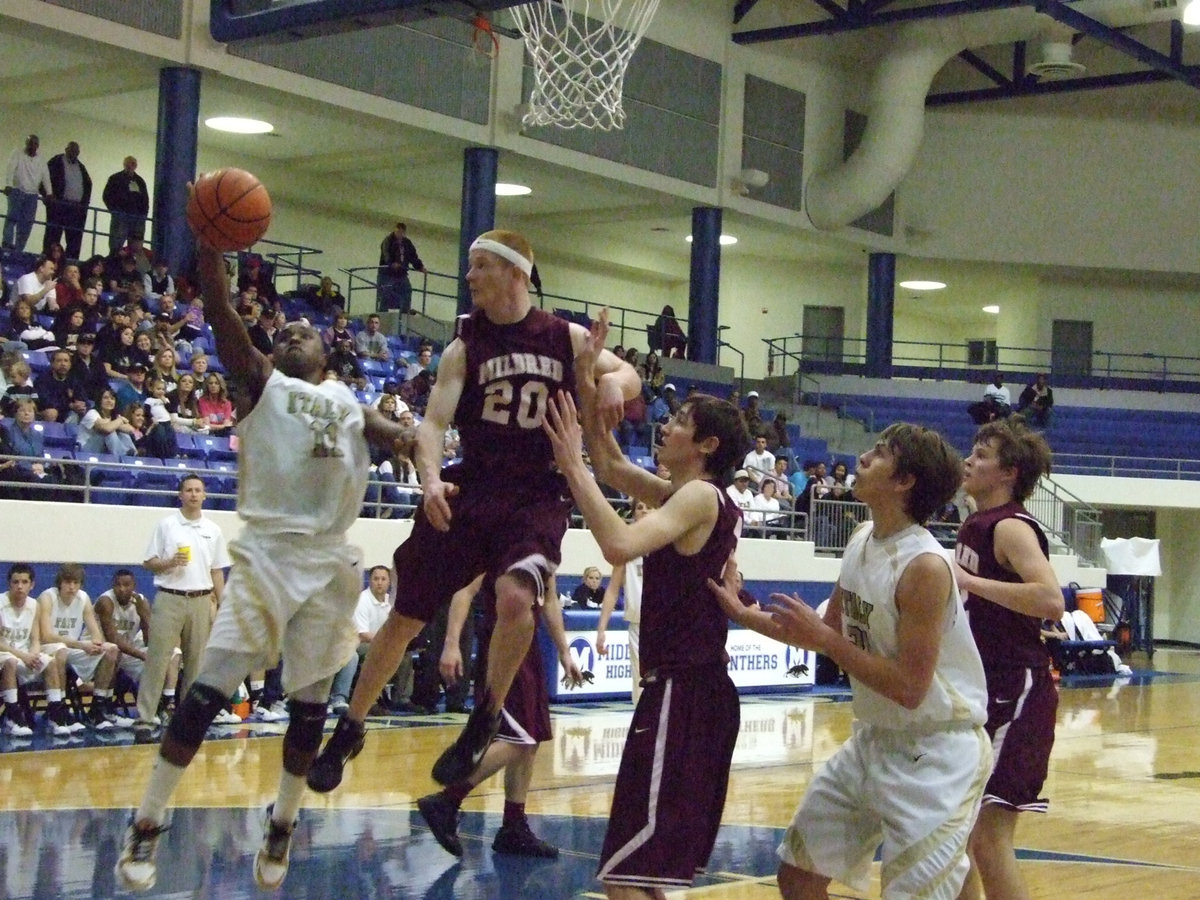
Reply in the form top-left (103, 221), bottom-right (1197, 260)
top-left (803, 0), bottom-right (1182, 232)
top-left (1028, 40), bottom-right (1086, 79)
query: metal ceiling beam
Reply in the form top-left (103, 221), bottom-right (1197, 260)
top-left (732, 0), bottom-right (1028, 43)
top-left (1034, 0), bottom-right (1200, 89)
top-left (733, 0), bottom-right (764, 25)
top-left (958, 48), bottom-right (1012, 85)
top-left (927, 66), bottom-right (1200, 104)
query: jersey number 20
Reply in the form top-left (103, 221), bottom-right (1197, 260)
top-left (482, 380), bottom-right (549, 429)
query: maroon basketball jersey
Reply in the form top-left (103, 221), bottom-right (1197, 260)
top-left (640, 483), bottom-right (742, 673)
top-left (956, 500), bottom-right (1051, 669)
top-left (452, 307), bottom-right (577, 482)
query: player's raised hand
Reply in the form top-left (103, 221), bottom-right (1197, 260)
top-left (541, 390), bottom-right (585, 472)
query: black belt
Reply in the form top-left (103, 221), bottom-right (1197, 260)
top-left (159, 587), bottom-right (212, 598)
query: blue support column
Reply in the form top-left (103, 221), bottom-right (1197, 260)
top-left (153, 67), bottom-right (201, 277)
top-left (688, 207), bottom-right (722, 364)
top-left (866, 252), bottom-right (895, 378)
top-left (458, 147), bottom-right (498, 316)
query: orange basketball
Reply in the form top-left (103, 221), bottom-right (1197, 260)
top-left (186, 168), bottom-right (272, 252)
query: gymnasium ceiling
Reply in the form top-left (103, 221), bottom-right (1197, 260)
top-left (1, 1), bottom-right (1198, 327)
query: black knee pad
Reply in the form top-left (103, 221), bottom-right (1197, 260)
top-left (166, 682), bottom-right (228, 747)
top-left (283, 700), bottom-right (327, 757)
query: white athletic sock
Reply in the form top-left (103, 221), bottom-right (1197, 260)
top-left (95, 689), bottom-right (112, 699)
top-left (47, 689), bottom-right (64, 703)
top-left (2, 689), bottom-right (17, 705)
top-left (273, 771), bottom-right (306, 826)
top-left (163, 689), bottom-right (175, 699)
top-left (136, 756), bottom-right (188, 827)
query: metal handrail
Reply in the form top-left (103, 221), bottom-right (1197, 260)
top-left (1026, 476), bottom-right (1105, 566)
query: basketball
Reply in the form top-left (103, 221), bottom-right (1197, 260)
top-left (186, 168), bottom-right (272, 252)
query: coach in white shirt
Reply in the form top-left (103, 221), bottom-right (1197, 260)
top-left (137, 473), bottom-right (232, 725)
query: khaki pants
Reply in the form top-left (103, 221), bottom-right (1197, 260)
top-left (136, 589), bottom-right (213, 722)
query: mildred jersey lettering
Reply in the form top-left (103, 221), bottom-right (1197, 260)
top-left (454, 308), bottom-right (576, 481)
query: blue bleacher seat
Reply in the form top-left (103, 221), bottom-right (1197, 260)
top-left (204, 460), bottom-right (237, 510)
top-left (42, 447), bottom-right (74, 461)
top-left (20, 350), bottom-right (50, 374)
top-left (173, 433), bottom-right (208, 460)
top-left (193, 435), bottom-right (237, 461)
top-left (361, 358), bottom-right (389, 378)
top-left (32, 421), bottom-right (76, 449)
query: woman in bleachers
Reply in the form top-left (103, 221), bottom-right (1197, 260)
top-left (322, 311), bottom-right (353, 350)
top-left (168, 374), bottom-right (207, 434)
top-left (639, 351), bottom-right (665, 393)
top-left (104, 326), bottom-right (136, 382)
top-left (76, 388), bottom-right (136, 456)
top-left (197, 372), bottom-right (234, 435)
top-left (53, 307), bottom-right (87, 353)
top-left (8, 299), bottom-right (56, 350)
top-left (312, 275), bottom-right (344, 315)
top-left (650, 304), bottom-right (688, 358)
top-left (122, 402), bottom-right (146, 449)
top-left (764, 412), bottom-right (793, 467)
top-left (149, 347), bottom-right (180, 394)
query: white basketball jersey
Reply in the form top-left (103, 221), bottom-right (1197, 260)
top-left (99, 590), bottom-right (144, 646)
top-left (0, 594), bottom-right (37, 652)
top-left (837, 522), bottom-right (987, 730)
top-left (42, 587), bottom-right (91, 642)
top-left (622, 557), bottom-right (644, 625)
top-left (237, 369), bottom-right (370, 537)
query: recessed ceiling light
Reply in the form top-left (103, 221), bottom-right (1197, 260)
top-left (982, 305), bottom-right (1000, 314)
top-left (685, 234), bottom-right (738, 246)
top-left (898, 280), bottom-right (946, 291)
top-left (495, 183), bottom-right (532, 196)
top-left (205, 116), bottom-right (273, 134)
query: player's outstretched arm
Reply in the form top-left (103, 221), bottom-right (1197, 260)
top-left (596, 563), bottom-right (625, 655)
top-left (193, 240), bottom-right (271, 409)
top-left (415, 338), bottom-right (467, 531)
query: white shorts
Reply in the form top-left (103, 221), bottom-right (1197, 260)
top-left (778, 721), bottom-right (991, 899)
top-left (208, 530), bottom-right (362, 695)
top-left (41, 643), bottom-right (105, 682)
top-left (117, 641), bottom-right (175, 683)
top-left (0, 651), bottom-right (52, 685)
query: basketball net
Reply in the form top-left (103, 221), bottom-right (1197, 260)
top-left (510, 0), bottom-right (662, 131)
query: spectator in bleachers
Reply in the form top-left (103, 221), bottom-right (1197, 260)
top-left (102, 156), bottom-right (150, 255)
top-left (150, 347), bottom-right (181, 394)
top-left (115, 362), bottom-right (149, 411)
top-left (237, 254), bottom-right (276, 309)
top-left (150, 313), bottom-right (184, 355)
top-left (829, 460), bottom-right (855, 496)
top-left (312, 275), bottom-right (344, 315)
top-left (968, 372), bottom-right (1012, 425)
top-left (247, 304), bottom-right (278, 358)
top-left (123, 403), bottom-right (146, 449)
top-left (103, 324), bottom-right (137, 381)
top-left (618, 384), bottom-right (650, 450)
top-left (639, 350), bottom-right (665, 393)
top-left (144, 258), bottom-right (175, 302)
top-left (76, 388), bottom-right (137, 456)
top-left (611, 344), bottom-right (625, 361)
top-left (188, 350), bottom-right (209, 379)
top-left (764, 411), bottom-right (793, 467)
top-left (322, 311), bottom-right (353, 351)
top-left (764, 456), bottom-right (794, 505)
top-left (1, 358), bottom-right (35, 416)
top-left (34, 348), bottom-right (87, 422)
top-left (404, 343), bottom-right (434, 381)
top-left (44, 141), bottom-right (91, 260)
top-left (197, 372), bottom-right (234, 434)
top-left (106, 251), bottom-right (144, 306)
top-left (327, 337), bottom-right (366, 390)
top-left (83, 254), bottom-right (107, 287)
top-left (94, 305), bottom-right (131, 361)
top-left (133, 329), bottom-right (156, 366)
top-left (37, 562), bottom-right (128, 730)
top-left (2, 397), bottom-right (56, 497)
top-left (9, 299), bottom-right (56, 350)
top-left (69, 333), bottom-right (109, 403)
top-left (141, 375), bottom-right (180, 458)
top-left (4, 134), bottom-right (51, 253)
top-left (742, 390), bottom-right (767, 438)
top-left (748, 477), bottom-right (785, 538)
top-left (52, 262), bottom-right (84, 310)
top-left (647, 381), bottom-right (673, 424)
top-left (0, 563), bottom-right (54, 738)
top-left (742, 435), bottom-right (776, 487)
top-left (624, 347), bottom-right (639, 371)
top-left (726, 468), bottom-right (754, 518)
top-left (329, 566), bottom-right (407, 715)
top-left (571, 567), bottom-right (605, 609)
top-left (177, 296), bottom-right (206, 348)
top-left (355, 313), bottom-right (391, 362)
top-left (52, 306), bottom-right (87, 353)
top-left (378, 221), bottom-right (426, 315)
top-left (398, 368), bottom-right (432, 416)
top-left (649, 304), bottom-right (688, 358)
top-left (169, 374), bottom-right (207, 434)
top-left (1015, 373), bottom-right (1053, 427)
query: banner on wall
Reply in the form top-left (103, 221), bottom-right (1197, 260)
top-left (547, 627), bottom-right (816, 701)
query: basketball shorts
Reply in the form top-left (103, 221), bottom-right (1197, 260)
top-left (41, 643), bottom-right (105, 681)
top-left (981, 665), bottom-right (1057, 812)
top-left (598, 663), bottom-right (740, 892)
top-left (472, 621), bottom-right (552, 744)
top-left (0, 651), bottom-right (52, 685)
top-left (778, 720), bottom-right (991, 899)
top-left (208, 530), bottom-right (362, 695)
top-left (392, 480), bottom-right (570, 623)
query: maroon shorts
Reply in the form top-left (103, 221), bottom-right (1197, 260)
top-left (982, 664), bottom-right (1057, 812)
top-left (472, 619), bottom-right (552, 744)
top-left (597, 663), bottom-right (740, 891)
top-left (392, 478), bottom-right (570, 623)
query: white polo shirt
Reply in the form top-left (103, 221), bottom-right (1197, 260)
top-left (352, 588), bottom-right (392, 638)
top-left (144, 509), bottom-right (232, 592)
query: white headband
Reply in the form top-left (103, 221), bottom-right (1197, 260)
top-left (469, 237), bottom-right (533, 277)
